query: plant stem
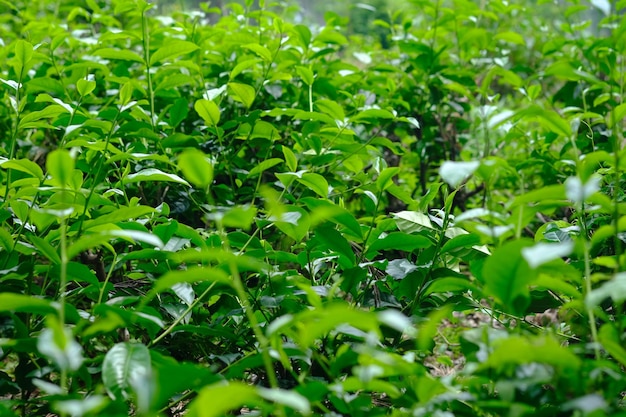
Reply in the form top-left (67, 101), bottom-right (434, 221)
top-left (218, 223), bottom-right (285, 417)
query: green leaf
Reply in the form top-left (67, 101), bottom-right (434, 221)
top-left (315, 99), bottom-right (344, 121)
top-left (221, 205), bottom-right (257, 230)
top-left (258, 387), bottom-right (310, 415)
top-left (82, 206), bottom-right (155, 230)
top-left (150, 40), bottom-right (199, 65)
top-left (522, 106), bottom-right (571, 137)
top-left (194, 99), bottom-right (220, 127)
top-left (37, 316), bottom-right (83, 372)
top-left (272, 206), bottom-right (310, 242)
top-left (188, 382), bottom-right (259, 417)
top-left (351, 108), bottom-right (395, 123)
top-left (297, 173), bottom-right (328, 198)
top-left (0, 293), bottom-right (55, 315)
top-left (18, 105), bottom-right (68, 129)
top-left (152, 267), bottom-right (230, 294)
top-left (315, 224), bottom-right (356, 267)
top-left (296, 66), bottom-right (314, 86)
top-left (242, 43), bottom-right (272, 62)
top-left (14, 39), bottom-right (34, 67)
top-left (521, 241), bottom-right (574, 269)
top-left (423, 277), bottom-right (482, 296)
top-left (0, 157), bottom-right (44, 180)
top-left (439, 161), bottom-right (480, 188)
top-left (29, 235), bottom-right (60, 264)
top-left (440, 233), bottom-right (481, 254)
top-left (393, 211), bottom-right (434, 233)
top-left (482, 239), bottom-right (536, 315)
top-left (228, 82), bottom-right (256, 108)
top-left (247, 158), bottom-right (283, 177)
top-left (366, 232), bottom-right (431, 258)
top-left (125, 168), bottom-right (190, 186)
top-left (599, 324), bottom-right (626, 367)
top-left (76, 79), bottom-right (96, 97)
top-left (178, 149), bottom-right (214, 188)
top-left (46, 149), bottom-right (75, 188)
top-left (376, 167), bottom-right (399, 191)
top-left (93, 48), bottom-right (144, 62)
top-left (102, 343), bottom-right (153, 411)
top-left (586, 272), bottom-right (626, 308)
top-left (481, 335), bottom-right (581, 371)
top-left (282, 145), bottom-right (297, 171)
top-left (302, 198), bottom-right (362, 239)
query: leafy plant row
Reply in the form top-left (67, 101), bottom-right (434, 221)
top-left (0, 0), bottom-right (625, 415)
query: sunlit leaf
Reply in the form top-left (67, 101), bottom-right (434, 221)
top-left (102, 343), bottom-right (153, 409)
top-left (194, 99), bottom-right (220, 127)
top-left (150, 40), bottom-right (199, 65)
top-left (439, 160), bottom-right (480, 188)
top-left (126, 168), bottom-right (190, 186)
top-left (178, 148), bottom-right (214, 188)
top-left (228, 82), bottom-right (256, 108)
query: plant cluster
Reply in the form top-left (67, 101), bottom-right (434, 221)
top-left (0, 0), bottom-right (625, 416)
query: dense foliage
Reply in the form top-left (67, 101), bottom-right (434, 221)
top-left (1, 0), bottom-right (626, 415)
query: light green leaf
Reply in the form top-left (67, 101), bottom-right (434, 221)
top-left (351, 108), bottom-right (395, 123)
top-left (242, 43), bottom-right (272, 62)
top-left (482, 239), bottom-right (536, 315)
top-left (37, 317), bottom-right (83, 372)
top-left (248, 158), bottom-right (283, 177)
top-left (366, 232), bottom-right (431, 258)
top-left (76, 79), bottom-right (96, 97)
top-left (228, 82), bottom-right (256, 108)
top-left (230, 58), bottom-right (261, 80)
top-left (82, 206), bottom-right (155, 230)
top-left (29, 235), bottom-right (61, 264)
top-left (178, 149), bottom-right (214, 188)
top-left (282, 145), bottom-right (297, 171)
top-left (315, 99), bottom-right (344, 121)
top-left (586, 273), bottom-right (626, 308)
top-left (297, 173), bottom-right (328, 198)
top-left (152, 267), bottom-right (230, 294)
top-left (0, 293), bottom-right (55, 315)
top-left (46, 149), bottom-right (75, 188)
top-left (126, 168), bottom-right (190, 186)
top-left (599, 324), bottom-right (626, 367)
top-left (439, 160), bottom-right (480, 188)
top-left (194, 99), bottom-right (220, 127)
top-left (221, 205), bottom-right (257, 230)
top-left (296, 66), bottom-right (314, 86)
top-left (271, 206), bottom-right (310, 242)
top-left (481, 335), bottom-right (581, 371)
top-left (521, 241), bottom-right (574, 269)
top-left (0, 157), bottom-right (44, 180)
top-left (93, 48), bottom-right (144, 62)
top-left (393, 211), bottom-right (434, 233)
top-left (15, 39), bottom-right (34, 67)
top-left (376, 167), bottom-right (399, 191)
top-left (150, 40), bottom-right (199, 65)
top-left (188, 382), bottom-right (259, 417)
top-left (102, 343), bottom-right (153, 411)
top-left (258, 388), bottom-right (310, 414)
top-left (107, 229), bottom-right (164, 248)
top-left (565, 175), bottom-right (601, 205)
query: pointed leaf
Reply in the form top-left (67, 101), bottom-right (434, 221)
top-left (178, 149), bottom-right (214, 188)
top-left (228, 82), bottom-right (256, 108)
top-left (194, 99), bottom-right (220, 127)
top-left (102, 343), bottom-right (152, 403)
top-left (126, 168), bottom-right (190, 186)
top-left (150, 40), bottom-right (199, 65)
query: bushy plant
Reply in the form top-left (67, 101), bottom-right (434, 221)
top-left (0, 0), bottom-right (625, 416)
